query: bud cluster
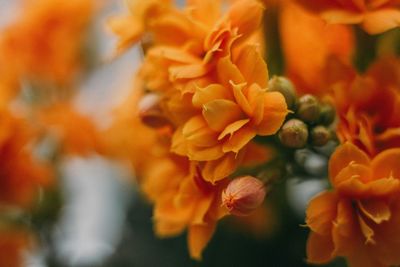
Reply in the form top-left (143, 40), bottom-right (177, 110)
top-left (268, 76), bottom-right (336, 149)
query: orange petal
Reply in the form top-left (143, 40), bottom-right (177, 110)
top-left (169, 63), bottom-right (208, 80)
top-left (362, 9), bottom-right (400, 34)
top-left (192, 84), bottom-right (232, 108)
top-left (306, 232), bottom-right (335, 264)
top-left (182, 116), bottom-right (219, 147)
top-left (334, 163), bottom-right (373, 188)
top-left (201, 153), bottom-right (240, 184)
top-left (306, 191), bottom-right (339, 235)
top-left (357, 213), bottom-right (376, 244)
top-left (218, 119), bottom-right (250, 140)
top-left (217, 56), bottom-right (245, 88)
top-left (202, 100), bottom-right (243, 131)
top-left (231, 81), bottom-right (253, 116)
top-left (191, 194), bottom-right (215, 225)
top-left (371, 148), bottom-right (400, 180)
top-left (107, 16), bottom-right (143, 55)
top-left (228, 0), bottom-right (264, 38)
top-left (329, 142), bottom-right (370, 181)
top-left (171, 127), bottom-right (189, 156)
top-left (256, 92), bottom-right (288, 136)
top-left (154, 220), bottom-right (186, 237)
top-left (358, 199), bottom-right (391, 224)
top-left (222, 126), bottom-right (256, 153)
top-left (187, 143), bottom-right (225, 161)
top-left (235, 45), bottom-right (268, 88)
top-left (188, 224), bottom-right (216, 260)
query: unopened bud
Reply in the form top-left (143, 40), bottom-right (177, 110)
top-left (279, 119), bottom-right (308, 148)
top-left (268, 76), bottom-right (297, 109)
top-left (222, 176), bottom-right (266, 216)
top-left (311, 125), bottom-right (331, 147)
top-left (138, 93), bottom-right (170, 128)
top-left (319, 103), bottom-right (335, 125)
top-left (297, 94), bottom-right (320, 123)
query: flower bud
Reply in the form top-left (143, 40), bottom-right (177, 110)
top-left (222, 176), bottom-right (266, 216)
top-left (268, 76), bottom-right (297, 109)
top-left (297, 94), bottom-right (320, 123)
top-left (319, 103), bottom-right (335, 126)
top-left (279, 119), bottom-right (309, 148)
top-left (138, 93), bottom-right (170, 128)
top-left (310, 125), bottom-right (331, 147)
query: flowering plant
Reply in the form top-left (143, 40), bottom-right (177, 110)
top-left (1, 0), bottom-right (400, 266)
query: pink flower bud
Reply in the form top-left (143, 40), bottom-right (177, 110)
top-left (138, 93), bottom-right (170, 128)
top-left (222, 176), bottom-right (266, 216)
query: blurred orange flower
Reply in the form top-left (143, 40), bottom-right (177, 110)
top-left (38, 102), bottom-right (104, 156)
top-left (306, 142), bottom-right (400, 266)
top-left (0, 0), bottom-right (95, 85)
top-left (279, 0), bottom-right (354, 96)
top-left (295, 0), bottom-right (400, 34)
top-left (0, 110), bottom-right (52, 209)
top-left (329, 57), bottom-right (400, 155)
top-left (0, 229), bottom-right (34, 267)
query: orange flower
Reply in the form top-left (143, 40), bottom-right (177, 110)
top-left (171, 45), bottom-right (288, 182)
top-left (306, 142), bottom-right (400, 266)
top-left (279, 0), bottom-right (354, 96)
top-left (0, 228), bottom-right (34, 267)
top-left (142, 154), bottom-right (228, 260)
top-left (0, 110), bottom-right (52, 208)
top-left (38, 102), bottom-right (104, 156)
top-left (110, 0), bottom-right (265, 93)
top-left (295, 0), bottom-right (400, 34)
top-left (0, 0), bottom-right (95, 85)
top-left (329, 57), bottom-right (400, 155)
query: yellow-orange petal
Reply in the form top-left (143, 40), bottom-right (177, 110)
top-left (358, 199), bottom-right (391, 224)
top-left (228, 0), bottom-right (264, 39)
top-left (334, 163), bottom-right (373, 187)
top-left (217, 56), bottom-right (245, 88)
top-left (169, 64), bottom-right (208, 80)
top-left (182, 116), bottom-right (219, 147)
top-left (201, 153), bottom-right (240, 184)
top-left (154, 220), bottom-right (186, 237)
top-left (256, 92), bottom-right (288, 136)
top-left (187, 143), bottom-right (225, 161)
top-left (192, 84), bottom-right (232, 108)
top-left (371, 148), bottom-right (400, 180)
top-left (306, 232), bottom-right (335, 264)
top-left (188, 224), bottom-right (216, 260)
top-left (231, 81), bottom-right (253, 116)
top-left (362, 9), bottom-right (400, 34)
top-left (329, 142), bottom-right (370, 181)
top-left (108, 16), bottom-right (143, 55)
top-left (202, 100), bottom-right (243, 132)
top-left (337, 177), bottom-right (400, 198)
top-left (235, 45), bottom-right (268, 88)
top-left (306, 191), bottom-right (339, 235)
top-left (218, 119), bottom-right (250, 140)
top-left (222, 126), bottom-right (256, 154)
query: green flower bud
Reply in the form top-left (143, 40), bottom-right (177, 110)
top-left (279, 119), bottom-right (309, 148)
top-left (311, 125), bottom-right (331, 147)
top-left (297, 94), bottom-right (320, 123)
top-left (268, 76), bottom-right (297, 109)
top-left (319, 103), bottom-right (336, 126)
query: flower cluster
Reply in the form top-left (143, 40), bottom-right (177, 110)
top-left (109, 0), bottom-right (289, 259)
